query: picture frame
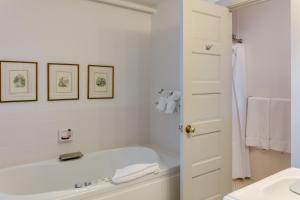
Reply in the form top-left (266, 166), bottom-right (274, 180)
top-left (48, 63), bottom-right (79, 101)
top-left (0, 60), bottom-right (38, 103)
top-left (88, 65), bottom-right (114, 99)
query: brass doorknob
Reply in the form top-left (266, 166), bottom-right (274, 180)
top-left (185, 125), bottom-right (196, 136)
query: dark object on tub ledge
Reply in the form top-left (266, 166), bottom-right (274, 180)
top-left (59, 152), bottom-right (83, 161)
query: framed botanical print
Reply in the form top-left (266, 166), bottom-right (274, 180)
top-left (0, 60), bottom-right (38, 103)
top-left (88, 65), bottom-right (114, 99)
top-left (48, 63), bottom-right (79, 101)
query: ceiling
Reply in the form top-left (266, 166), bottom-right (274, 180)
top-left (216, 0), bottom-right (263, 7)
top-left (115, 0), bottom-right (255, 9)
top-left (122, 0), bottom-right (164, 7)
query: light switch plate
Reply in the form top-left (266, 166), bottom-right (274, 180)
top-left (58, 129), bottom-right (73, 144)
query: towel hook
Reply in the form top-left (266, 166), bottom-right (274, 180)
top-left (205, 44), bottom-right (213, 51)
top-left (158, 89), bottom-right (164, 95)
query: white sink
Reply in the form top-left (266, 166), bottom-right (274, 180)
top-left (224, 168), bottom-right (300, 200)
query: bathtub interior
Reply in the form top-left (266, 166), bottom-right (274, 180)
top-left (0, 146), bottom-right (178, 196)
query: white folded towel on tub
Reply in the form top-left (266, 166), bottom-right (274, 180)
top-left (112, 163), bottom-right (160, 184)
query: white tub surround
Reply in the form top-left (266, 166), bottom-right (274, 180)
top-left (0, 146), bottom-right (179, 200)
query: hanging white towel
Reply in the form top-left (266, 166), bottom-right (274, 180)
top-left (156, 97), bottom-right (168, 112)
top-left (165, 91), bottom-right (181, 114)
top-left (269, 99), bottom-right (291, 153)
top-left (112, 163), bottom-right (160, 184)
top-left (169, 91), bottom-right (181, 101)
top-left (246, 97), bottom-right (270, 149)
top-left (232, 44), bottom-right (251, 179)
top-left (165, 101), bottom-right (177, 114)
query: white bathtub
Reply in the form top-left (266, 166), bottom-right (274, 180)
top-left (0, 146), bottom-right (179, 200)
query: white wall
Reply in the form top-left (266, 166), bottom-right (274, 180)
top-left (291, 0), bottom-right (300, 167)
top-left (233, 0), bottom-right (290, 99)
top-left (232, 0), bottom-right (291, 179)
top-left (0, 0), bottom-right (151, 168)
top-left (149, 0), bottom-right (180, 154)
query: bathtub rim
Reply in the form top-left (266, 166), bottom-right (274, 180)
top-left (0, 145), bottom-right (162, 172)
top-left (0, 145), bottom-right (179, 200)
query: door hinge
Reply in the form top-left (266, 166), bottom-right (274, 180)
top-left (179, 125), bottom-right (183, 132)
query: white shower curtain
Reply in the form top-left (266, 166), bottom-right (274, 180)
top-left (232, 44), bottom-right (251, 179)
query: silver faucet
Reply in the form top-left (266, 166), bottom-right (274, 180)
top-left (59, 152), bottom-right (83, 161)
top-left (74, 181), bottom-right (93, 189)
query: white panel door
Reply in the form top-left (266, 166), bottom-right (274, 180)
top-left (180, 1), bottom-right (232, 200)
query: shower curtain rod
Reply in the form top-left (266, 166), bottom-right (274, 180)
top-left (232, 34), bottom-right (243, 43)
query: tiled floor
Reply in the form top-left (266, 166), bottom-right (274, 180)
top-left (232, 178), bottom-right (256, 191)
